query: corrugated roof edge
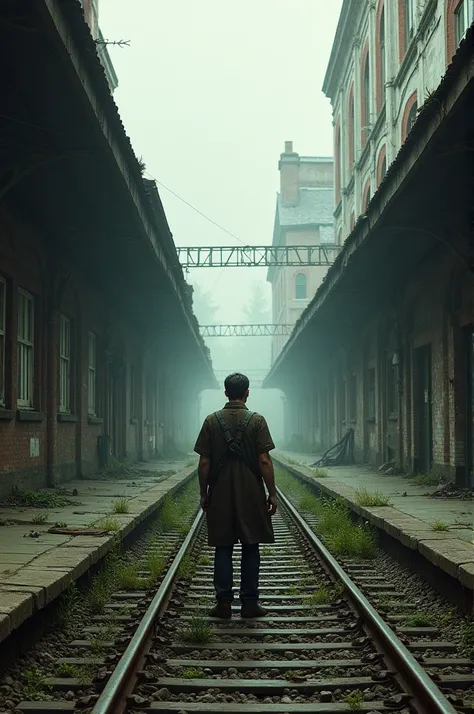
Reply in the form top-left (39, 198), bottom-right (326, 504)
top-left (266, 24), bottom-right (474, 384)
top-left (52, 0), bottom-right (213, 372)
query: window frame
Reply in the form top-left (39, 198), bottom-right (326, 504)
top-left (350, 373), bottom-right (357, 421)
top-left (387, 357), bottom-right (398, 417)
top-left (379, 6), bottom-right (386, 107)
top-left (367, 367), bottom-right (376, 420)
top-left (59, 314), bottom-right (72, 413)
top-left (454, 0), bottom-right (474, 46)
top-left (88, 332), bottom-right (97, 416)
top-left (361, 49), bottom-right (371, 145)
top-left (17, 289), bottom-right (34, 409)
top-left (295, 273), bottom-right (307, 300)
top-left (404, 0), bottom-right (415, 48)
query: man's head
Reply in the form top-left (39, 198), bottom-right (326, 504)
top-left (224, 372), bottom-right (249, 402)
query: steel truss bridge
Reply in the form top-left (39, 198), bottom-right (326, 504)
top-left (199, 324), bottom-right (292, 337)
top-left (177, 244), bottom-right (340, 268)
top-left (213, 369), bottom-right (268, 388)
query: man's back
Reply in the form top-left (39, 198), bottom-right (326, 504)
top-left (194, 400), bottom-right (275, 546)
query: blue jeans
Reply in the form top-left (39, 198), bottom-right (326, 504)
top-left (214, 543), bottom-right (260, 602)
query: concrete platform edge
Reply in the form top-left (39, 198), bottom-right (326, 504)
top-left (0, 466), bottom-right (196, 644)
top-left (274, 456), bottom-right (474, 592)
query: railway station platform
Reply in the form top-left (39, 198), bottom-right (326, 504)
top-left (0, 458), bottom-right (197, 644)
top-left (276, 451), bottom-right (474, 593)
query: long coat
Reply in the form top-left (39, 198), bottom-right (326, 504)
top-left (194, 401), bottom-right (275, 547)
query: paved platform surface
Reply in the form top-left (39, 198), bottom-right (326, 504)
top-left (0, 457), bottom-right (198, 643)
top-left (276, 451), bottom-right (474, 591)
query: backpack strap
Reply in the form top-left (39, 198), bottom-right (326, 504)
top-left (213, 410), bottom-right (257, 477)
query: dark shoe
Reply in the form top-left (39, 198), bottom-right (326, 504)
top-left (209, 602), bottom-right (232, 619)
top-left (240, 601), bottom-right (267, 618)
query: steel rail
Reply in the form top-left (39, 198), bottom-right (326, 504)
top-left (276, 485), bottom-right (458, 714)
top-left (90, 508), bottom-right (204, 714)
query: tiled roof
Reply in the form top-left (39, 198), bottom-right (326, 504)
top-left (277, 188), bottom-right (334, 228)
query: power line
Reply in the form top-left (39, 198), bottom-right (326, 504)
top-left (143, 170), bottom-right (246, 246)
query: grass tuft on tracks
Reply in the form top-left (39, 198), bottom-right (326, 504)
top-left (177, 615), bottom-right (213, 644)
top-left (355, 488), bottom-right (392, 507)
top-left (181, 667), bottom-right (205, 678)
top-left (307, 586), bottom-right (331, 607)
top-left (403, 613), bottom-right (436, 627)
top-left (345, 690), bottom-right (363, 709)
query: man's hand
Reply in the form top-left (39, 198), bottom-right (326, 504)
top-left (200, 494), bottom-right (208, 512)
top-left (267, 494), bottom-right (277, 516)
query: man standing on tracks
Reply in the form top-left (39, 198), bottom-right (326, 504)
top-left (194, 372), bottom-right (277, 619)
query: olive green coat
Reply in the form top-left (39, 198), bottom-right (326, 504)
top-left (194, 401), bottom-right (275, 547)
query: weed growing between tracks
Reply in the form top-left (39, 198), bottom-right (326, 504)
top-left (177, 615), bottom-right (213, 644)
top-left (345, 689), bottom-right (363, 710)
top-left (276, 466), bottom-right (378, 560)
top-left (403, 613), bottom-right (436, 627)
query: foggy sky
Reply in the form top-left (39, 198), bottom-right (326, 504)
top-left (99, 0), bottom-right (343, 324)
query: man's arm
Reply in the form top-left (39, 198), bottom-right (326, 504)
top-left (198, 455), bottom-right (211, 511)
top-left (258, 452), bottom-right (277, 515)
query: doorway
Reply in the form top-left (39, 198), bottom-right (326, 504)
top-left (414, 344), bottom-right (432, 473)
top-left (465, 329), bottom-right (474, 487)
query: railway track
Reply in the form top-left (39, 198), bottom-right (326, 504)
top-left (16, 485), bottom-right (473, 714)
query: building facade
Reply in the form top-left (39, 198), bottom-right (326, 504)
top-left (323, 0), bottom-right (474, 242)
top-left (0, 0), bottom-right (213, 497)
top-left (264, 17), bottom-right (474, 487)
top-left (268, 143), bottom-right (334, 361)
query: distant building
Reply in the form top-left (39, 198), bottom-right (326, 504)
top-left (80, 0), bottom-right (118, 92)
top-left (323, 0), bottom-right (473, 241)
top-left (267, 143), bottom-right (334, 362)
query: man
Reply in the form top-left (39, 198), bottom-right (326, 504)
top-left (194, 372), bottom-right (277, 619)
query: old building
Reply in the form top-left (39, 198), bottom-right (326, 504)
top-left (267, 143), bottom-right (334, 361)
top-left (324, 0), bottom-right (473, 241)
top-left (0, 0), bottom-right (214, 497)
top-left (264, 16), bottom-right (474, 487)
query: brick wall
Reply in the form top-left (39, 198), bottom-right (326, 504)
top-left (0, 202), bottom-right (193, 497)
top-left (284, 246), bottom-right (474, 486)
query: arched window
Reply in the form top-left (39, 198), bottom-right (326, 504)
top-left (348, 86), bottom-right (355, 169)
top-left (361, 47), bottom-right (370, 147)
top-left (402, 92), bottom-right (418, 141)
top-left (295, 273), bottom-right (307, 300)
top-left (446, 0), bottom-right (473, 60)
top-left (362, 181), bottom-right (371, 212)
top-left (350, 212), bottom-right (355, 231)
top-left (335, 120), bottom-right (341, 204)
top-left (399, 0), bottom-right (415, 59)
top-left (377, 3), bottom-right (386, 111)
top-left (455, 0), bottom-right (474, 44)
top-left (377, 145), bottom-right (387, 186)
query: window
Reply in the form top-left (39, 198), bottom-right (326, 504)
top-left (348, 88), bottom-right (355, 168)
top-left (350, 374), bottom-right (357, 421)
top-left (17, 290), bottom-right (34, 408)
top-left (59, 315), bottom-right (71, 413)
top-left (377, 146), bottom-right (387, 186)
top-left (387, 357), bottom-right (398, 415)
top-left (362, 181), bottom-right (371, 212)
top-left (0, 279), bottom-right (5, 405)
top-left (362, 51), bottom-right (370, 145)
top-left (295, 273), bottom-right (307, 300)
top-left (88, 332), bottom-right (97, 415)
top-left (335, 121), bottom-right (341, 203)
top-left (406, 101), bottom-right (418, 134)
top-left (404, 0), bottom-right (415, 48)
top-left (130, 364), bottom-right (137, 418)
top-left (455, 0), bottom-right (474, 46)
top-left (367, 367), bottom-right (376, 419)
top-left (380, 155), bottom-right (387, 182)
top-left (379, 6), bottom-right (386, 108)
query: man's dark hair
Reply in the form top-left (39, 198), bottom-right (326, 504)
top-left (224, 372), bottom-right (250, 400)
